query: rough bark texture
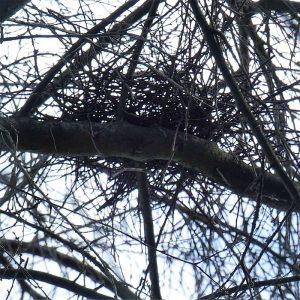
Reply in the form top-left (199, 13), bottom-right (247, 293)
top-left (0, 117), bottom-right (294, 210)
top-left (0, 0), bottom-right (30, 23)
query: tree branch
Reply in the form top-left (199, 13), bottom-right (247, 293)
top-left (0, 238), bottom-right (139, 299)
top-left (252, 0), bottom-right (300, 14)
top-left (0, 0), bottom-right (30, 24)
top-left (17, 0), bottom-right (155, 117)
top-left (199, 274), bottom-right (300, 299)
top-left (0, 268), bottom-right (114, 300)
top-left (0, 253), bottom-right (46, 300)
top-left (17, 0), bottom-right (139, 117)
top-left (0, 208), bottom-right (141, 299)
top-left (154, 194), bottom-right (299, 273)
top-left (137, 171), bottom-right (162, 299)
top-left (189, 0), bottom-right (300, 208)
top-left (0, 117), bottom-right (296, 210)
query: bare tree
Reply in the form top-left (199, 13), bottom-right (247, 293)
top-left (1, 0), bottom-right (300, 299)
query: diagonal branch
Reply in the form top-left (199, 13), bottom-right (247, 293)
top-left (0, 238), bottom-right (140, 299)
top-left (0, 253), bottom-right (47, 300)
top-left (117, 0), bottom-right (162, 119)
top-left (0, 0), bottom-right (30, 24)
top-left (189, 0), bottom-right (300, 209)
top-left (17, 0), bottom-right (140, 117)
top-left (0, 268), bottom-right (115, 300)
top-left (0, 208), bottom-right (139, 300)
top-left (0, 117), bottom-right (297, 210)
top-left (155, 194), bottom-right (299, 273)
top-left (199, 274), bottom-right (300, 299)
top-left (17, 0), bottom-right (155, 117)
top-left (251, 0), bottom-right (300, 14)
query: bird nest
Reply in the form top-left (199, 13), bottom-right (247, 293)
top-left (48, 65), bottom-right (276, 200)
top-left (54, 67), bottom-right (239, 142)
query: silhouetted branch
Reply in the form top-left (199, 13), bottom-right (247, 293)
top-left (0, 117), bottom-right (296, 210)
top-left (0, 254), bottom-right (46, 300)
top-left (17, 0), bottom-right (155, 117)
top-left (0, 268), bottom-right (115, 300)
top-left (252, 0), bottom-right (300, 14)
top-left (17, 0), bottom-right (140, 117)
top-left (0, 238), bottom-right (139, 299)
top-left (189, 0), bottom-right (300, 209)
top-left (137, 171), bottom-right (162, 299)
top-left (0, 0), bottom-right (30, 23)
top-left (199, 274), bottom-right (300, 299)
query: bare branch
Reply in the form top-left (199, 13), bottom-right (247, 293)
top-left (0, 238), bottom-right (139, 299)
top-left (17, 0), bottom-right (155, 117)
top-left (17, 0), bottom-right (140, 117)
top-left (252, 0), bottom-right (300, 14)
top-left (199, 274), bottom-right (300, 299)
top-left (137, 171), bottom-right (162, 299)
top-left (0, 0), bottom-right (30, 24)
top-left (0, 253), bottom-right (47, 300)
top-left (0, 117), bottom-right (295, 210)
top-left (0, 268), bottom-right (115, 300)
top-left (189, 0), bottom-right (300, 209)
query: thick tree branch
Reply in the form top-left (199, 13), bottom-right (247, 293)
top-left (0, 0), bottom-right (30, 24)
top-left (0, 268), bottom-right (114, 300)
top-left (0, 117), bottom-right (296, 210)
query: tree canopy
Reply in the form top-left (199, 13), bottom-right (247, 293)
top-left (1, 0), bottom-right (300, 299)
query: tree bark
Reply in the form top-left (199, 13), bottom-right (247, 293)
top-left (0, 117), bottom-right (295, 210)
top-left (0, 0), bottom-right (30, 23)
